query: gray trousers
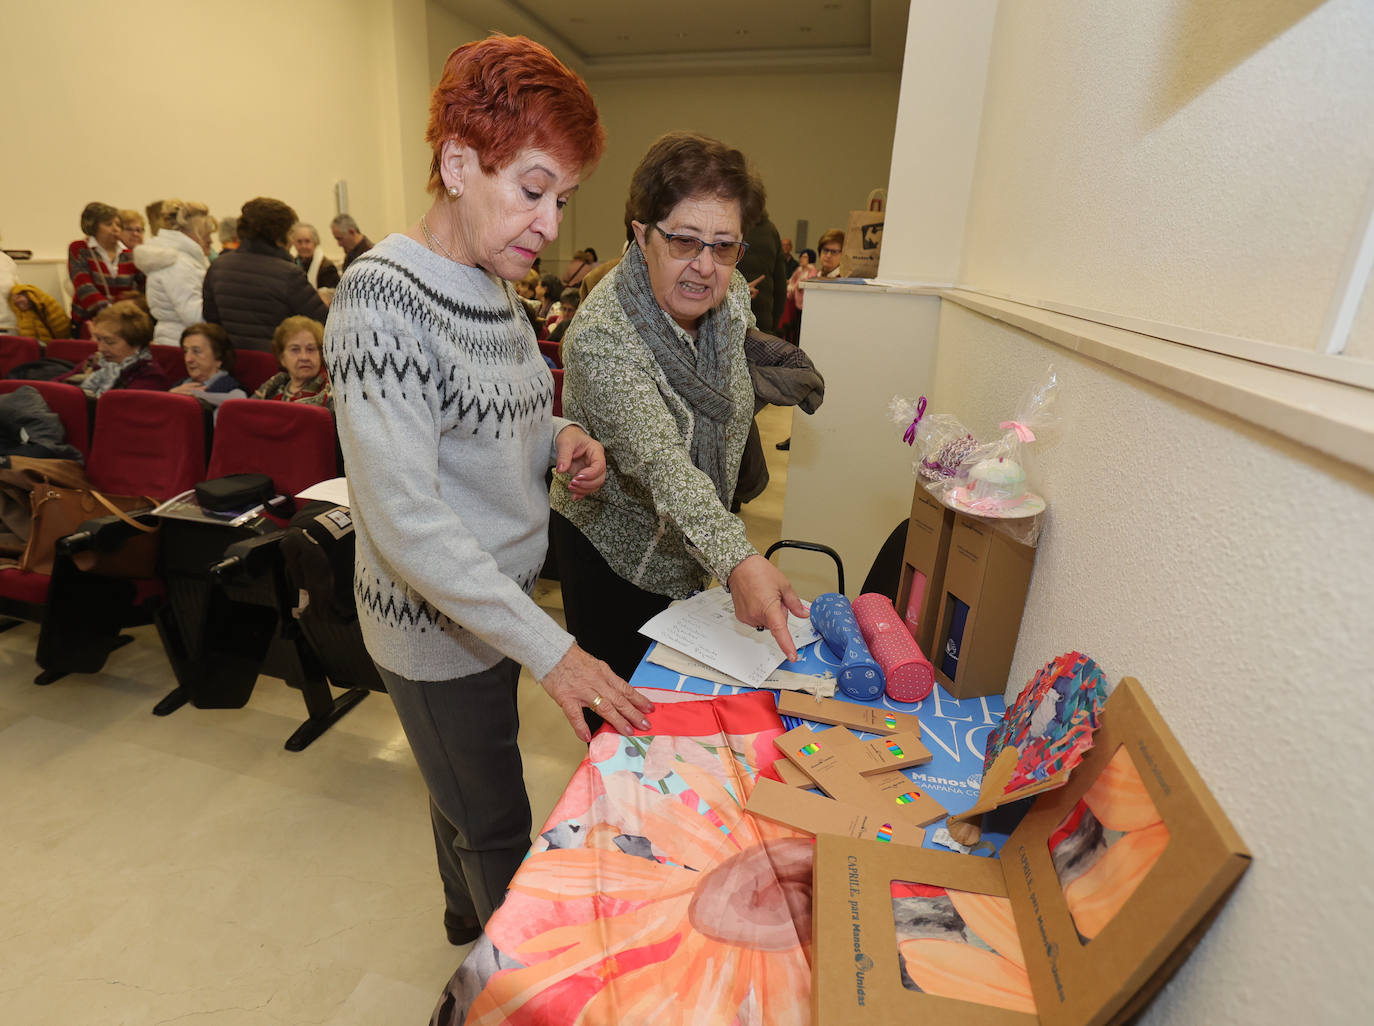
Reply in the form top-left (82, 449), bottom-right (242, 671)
top-left (378, 659), bottom-right (532, 927)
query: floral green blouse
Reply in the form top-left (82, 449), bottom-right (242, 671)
top-left (550, 263), bottom-right (758, 598)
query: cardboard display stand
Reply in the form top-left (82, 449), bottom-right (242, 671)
top-left (894, 484), bottom-right (956, 659)
top-left (931, 513), bottom-right (1038, 699)
top-left (810, 677), bottom-right (1250, 1026)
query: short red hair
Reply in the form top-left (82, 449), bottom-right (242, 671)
top-left (426, 34), bottom-right (605, 195)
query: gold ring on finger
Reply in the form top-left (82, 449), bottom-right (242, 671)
top-left (591, 695), bottom-right (603, 708)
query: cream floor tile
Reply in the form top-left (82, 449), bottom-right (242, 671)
top-left (0, 403), bottom-right (792, 1025)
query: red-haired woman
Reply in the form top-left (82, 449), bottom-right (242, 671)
top-left (323, 33), bottom-right (653, 943)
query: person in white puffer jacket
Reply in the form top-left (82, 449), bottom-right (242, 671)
top-left (133, 199), bottom-right (215, 347)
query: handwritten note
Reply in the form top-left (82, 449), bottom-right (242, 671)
top-left (639, 588), bottom-right (819, 688)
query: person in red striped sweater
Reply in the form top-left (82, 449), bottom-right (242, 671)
top-left (67, 202), bottom-right (143, 338)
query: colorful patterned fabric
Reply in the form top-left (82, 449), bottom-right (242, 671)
top-left (435, 691), bottom-right (813, 1026)
top-left (983, 650), bottom-right (1108, 794)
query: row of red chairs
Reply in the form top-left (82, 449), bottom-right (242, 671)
top-left (0, 388), bottom-right (337, 621)
top-left (0, 334), bottom-right (283, 394)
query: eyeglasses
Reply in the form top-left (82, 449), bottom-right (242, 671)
top-left (650, 224), bottom-right (749, 266)
top-left (819, 246), bottom-right (842, 256)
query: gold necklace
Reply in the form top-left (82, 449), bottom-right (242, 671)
top-left (420, 214), bottom-right (457, 262)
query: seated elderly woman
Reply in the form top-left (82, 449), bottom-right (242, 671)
top-left (253, 315), bottom-right (331, 408)
top-left (169, 322), bottom-right (246, 405)
top-left (59, 300), bottom-right (169, 396)
top-left (550, 131), bottom-right (807, 678)
top-left (67, 202), bottom-right (143, 338)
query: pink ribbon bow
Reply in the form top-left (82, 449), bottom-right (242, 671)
top-left (1000, 420), bottom-right (1035, 442)
top-left (903, 396), bottom-right (927, 445)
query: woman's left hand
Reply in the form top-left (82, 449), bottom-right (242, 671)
top-left (555, 425), bottom-right (607, 499)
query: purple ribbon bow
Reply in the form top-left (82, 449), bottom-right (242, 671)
top-left (903, 396), bottom-right (927, 445)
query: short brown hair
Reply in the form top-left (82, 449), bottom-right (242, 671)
top-left (181, 322), bottom-right (236, 373)
top-left (625, 132), bottom-right (765, 239)
top-left (80, 202), bottom-right (119, 236)
top-left (817, 229), bottom-right (846, 254)
top-left (238, 198), bottom-right (298, 247)
top-left (271, 315), bottom-right (324, 361)
top-left (92, 299), bottom-right (154, 350)
top-left (425, 34), bottom-right (605, 195)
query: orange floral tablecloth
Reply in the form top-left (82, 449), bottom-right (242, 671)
top-left (433, 690), bottom-right (813, 1026)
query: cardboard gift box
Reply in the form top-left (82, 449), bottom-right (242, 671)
top-left (931, 513), bottom-right (1038, 699)
top-left (811, 677), bottom-right (1250, 1025)
top-left (895, 483), bottom-right (956, 659)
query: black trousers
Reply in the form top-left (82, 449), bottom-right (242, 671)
top-left (550, 510), bottom-right (673, 682)
top-left (378, 658), bottom-right (530, 928)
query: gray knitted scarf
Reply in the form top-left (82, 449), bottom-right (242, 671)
top-left (614, 241), bottom-right (736, 507)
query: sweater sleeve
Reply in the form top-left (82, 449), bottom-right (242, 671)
top-left (67, 242), bottom-right (111, 320)
top-left (330, 325), bottom-right (574, 680)
top-left (563, 335), bottom-right (756, 585)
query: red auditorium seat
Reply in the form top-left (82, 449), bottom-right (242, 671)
top-left (1, 390), bottom-right (209, 681)
top-left (207, 399), bottom-right (337, 498)
top-left (87, 390), bottom-right (208, 500)
top-left (150, 344), bottom-right (187, 382)
top-left (45, 338), bottom-right (97, 366)
top-left (538, 340), bottom-right (561, 367)
top-left (0, 379), bottom-right (92, 459)
top-left (0, 335), bottom-right (41, 376)
top-left (551, 367), bottom-right (564, 418)
top-left (232, 350), bottom-right (283, 394)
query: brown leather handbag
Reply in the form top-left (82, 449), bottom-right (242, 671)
top-left (1, 458), bottom-right (157, 577)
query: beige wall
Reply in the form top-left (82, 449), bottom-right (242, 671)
top-left (4, 0), bottom-right (430, 264)
top-left (959, 0), bottom-right (1374, 354)
top-left (570, 71), bottom-right (902, 271)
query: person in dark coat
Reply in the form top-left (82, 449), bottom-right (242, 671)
top-left (202, 197), bottom-right (330, 352)
top-left (736, 211), bottom-right (787, 334)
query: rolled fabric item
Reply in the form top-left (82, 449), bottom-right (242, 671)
top-left (853, 592), bottom-right (935, 702)
top-left (810, 592), bottom-right (885, 700)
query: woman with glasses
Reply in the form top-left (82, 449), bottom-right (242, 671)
top-left (550, 131), bottom-right (807, 680)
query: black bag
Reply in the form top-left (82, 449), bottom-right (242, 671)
top-left (5, 358), bottom-right (75, 381)
top-left (194, 473), bottom-right (275, 513)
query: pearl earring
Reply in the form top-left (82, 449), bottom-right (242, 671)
top-left (447, 186), bottom-right (459, 197)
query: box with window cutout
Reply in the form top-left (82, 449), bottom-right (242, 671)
top-left (811, 677), bottom-right (1250, 1025)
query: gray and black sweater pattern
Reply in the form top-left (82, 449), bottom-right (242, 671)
top-left (326, 234), bottom-right (576, 682)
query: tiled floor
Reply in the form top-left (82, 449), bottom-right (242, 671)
top-left (0, 404), bottom-right (793, 1025)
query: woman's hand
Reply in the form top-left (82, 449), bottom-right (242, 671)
top-left (554, 425), bottom-right (607, 499)
top-left (727, 554), bottom-right (808, 662)
top-left (170, 381), bottom-right (205, 395)
top-left (539, 643), bottom-right (656, 743)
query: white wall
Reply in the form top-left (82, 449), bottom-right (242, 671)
top-left (2, 0), bottom-right (430, 265)
top-left (877, 0), bottom-right (998, 283)
top-left (959, 0), bottom-right (1374, 355)
top-left (930, 301), bottom-right (1374, 1025)
top-left (800, 1), bottom-right (1374, 1022)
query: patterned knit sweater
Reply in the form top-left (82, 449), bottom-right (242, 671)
top-left (325, 234), bottom-right (576, 682)
top-left (550, 260), bottom-right (758, 598)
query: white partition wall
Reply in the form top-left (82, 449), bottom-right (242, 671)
top-left (776, 284), bottom-right (941, 599)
